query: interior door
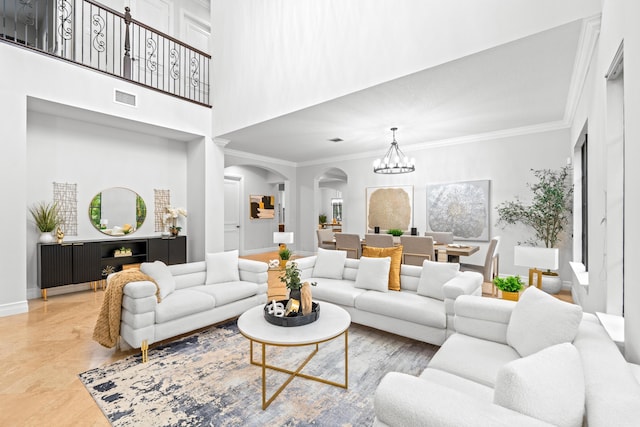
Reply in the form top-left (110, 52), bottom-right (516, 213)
top-left (224, 178), bottom-right (241, 251)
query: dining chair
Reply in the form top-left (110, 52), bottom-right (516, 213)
top-left (400, 235), bottom-right (435, 266)
top-left (460, 236), bottom-right (501, 295)
top-left (334, 233), bottom-right (362, 259)
top-left (364, 233), bottom-right (394, 248)
top-left (424, 231), bottom-right (454, 244)
top-left (316, 228), bottom-right (336, 250)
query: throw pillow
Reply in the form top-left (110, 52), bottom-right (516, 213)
top-left (494, 342), bottom-right (585, 427)
top-left (312, 248), bottom-right (347, 279)
top-left (206, 250), bottom-right (240, 285)
top-left (140, 260), bottom-right (175, 300)
top-left (506, 286), bottom-right (583, 357)
top-left (416, 260), bottom-right (460, 300)
top-left (354, 256), bottom-right (391, 292)
top-left (362, 245), bottom-right (403, 291)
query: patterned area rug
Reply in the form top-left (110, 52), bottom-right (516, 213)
top-left (80, 320), bottom-right (437, 426)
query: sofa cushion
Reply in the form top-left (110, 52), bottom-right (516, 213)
top-left (417, 260), bottom-right (460, 300)
top-left (507, 286), bottom-right (583, 357)
top-left (428, 333), bottom-right (520, 388)
top-left (354, 256), bottom-right (391, 292)
top-left (362, 245), bottom-right (403, 291)
top-left (309, 278), bottom-right (366, 307)
top-left (494, 343), bottom-right (585, 427)
top-left (206, 250), bottom-right (240, 285)
top-left (355, 291), bottom-right (446, 328)
top-left (155, 289), bottom-right (216, 323)
top-left (190, 282), bottom-right (258, 307)
top-left (140, 260), bottom-right (175, 300)
top-left (312, 248), bottom-right (347, 279)
top-left (420, 368), bottom-right (494, 403)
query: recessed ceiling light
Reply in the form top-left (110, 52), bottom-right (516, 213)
top-left (328, 137), bottom-right (343, 143)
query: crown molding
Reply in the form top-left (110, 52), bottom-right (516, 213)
top-left (564, 14), bottom-right (602, 126)
top-left (213, 137), bottom-right (230, 147)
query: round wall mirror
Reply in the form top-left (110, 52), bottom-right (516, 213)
top-left (89, 187), bottom-right (146, 236)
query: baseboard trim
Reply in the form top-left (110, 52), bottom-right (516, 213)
top-left (0, 300), bottom-right (29, 317)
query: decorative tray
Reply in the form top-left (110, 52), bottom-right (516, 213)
top-left (263, 300), bottom-right (320, 327)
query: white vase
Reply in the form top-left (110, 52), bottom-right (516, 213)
top-left (39, 232), bottom-right (55, 243)
top-left (541, 272), bottom-right (563, 294)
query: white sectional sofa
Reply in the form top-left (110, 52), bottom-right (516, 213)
top-left (118, 252), bottom-right (268, 349)
top-left (295, 249), bottom-right (483, 345)
top-left (374, 287), bottom-right (640, 427)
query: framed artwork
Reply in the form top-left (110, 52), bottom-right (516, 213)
top-left (366, 185), bottom-right (413, 232)
top-left (426, 180), bottom-right (490, 241)
top-left (249, 195), bottom-right (275, 219)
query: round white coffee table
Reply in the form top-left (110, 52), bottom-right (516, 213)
top-left (237, 302), bottom-right (351, 409)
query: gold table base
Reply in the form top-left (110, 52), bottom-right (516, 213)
top-left (248, 329), bottom-right (349, 410)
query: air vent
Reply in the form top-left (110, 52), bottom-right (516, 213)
top-left (328, 137), bottom-right (343, 143)
top-left (114, 89), bottom-right (137, 107)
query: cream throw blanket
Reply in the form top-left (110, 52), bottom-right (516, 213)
top-left (93, 270), bottom-right (159, 348)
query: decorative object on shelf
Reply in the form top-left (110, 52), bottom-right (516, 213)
top-left (114, 247), bottom-right (133, 257)
top-left (266, 300), bottom-right (285, 317)
top-left (273, 231), bottom-right (294, 251)
top-left (318, 214), bottom-right (327, 227)
top-left (373, 127), bottom-right (415, 174)
top-left (301, 282), bottom-right (313, 315)
top-left (284, 298), bottom-right (300, 316)
top-left (374, 226), bottom-right (380, 234)
top-left (387, 228), bottom-right (404, 237)
top-left (29, 201), bottom-right (61, 243)
top-left (263, 299), bottom-right (320, 326)
top-left (56, 227), bottom-right (64, 244)
top-left (497, 166), bottom-right (573, 294)
top-left (493, 275), bottom-right (524, 301)
top-left (366, 185), bottom-right (413, 233)
top-left (268, 259), bottom-right (280, 269)
top-left (102, 265), bottom-right (116, 277)
top-left (514, 246), bottom-right (561, 294)
top-left (164, 206), bottom-right (187, 236)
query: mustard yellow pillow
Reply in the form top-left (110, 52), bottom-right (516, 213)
top-left (362, 245), bottom-right (403, 291)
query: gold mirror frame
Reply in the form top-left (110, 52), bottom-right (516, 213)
top-left (88, 187), bottom-right (147, 236)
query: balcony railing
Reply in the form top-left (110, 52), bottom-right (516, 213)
top-left (0, 0), bottom-right (210, 107)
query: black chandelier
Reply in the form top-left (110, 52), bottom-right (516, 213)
top-left (373, 127), bottom-right (415, 174)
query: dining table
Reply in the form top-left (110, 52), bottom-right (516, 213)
top-left (321, 237), bottom-right (479, 263)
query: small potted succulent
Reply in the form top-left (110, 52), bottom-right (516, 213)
top-left (386, 228), bottom-right (404, 237)
top-left (493, 275), bottom-right (525, 301)
top-left (278, 247), bottom-right (291, 268)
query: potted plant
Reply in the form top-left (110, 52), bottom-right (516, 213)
top-left (496, 166), bottom-right (573, 293)
top-left (318, 214), bottom-right (327, 228)
top-left (493, 275), bottom-right (524, 301)
top-left (278, 247), bottom-right (291, 268)
top-left (387, 228), bottom-right (404, 237)
top-left (279, 261), bottom-right (316, 301)
top-left (29, 201), bottom-right (60, 243)
top-left (164, 206), bottom-right (187, 237)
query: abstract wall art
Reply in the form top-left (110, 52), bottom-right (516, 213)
top-left (366, 185), bottom-right (413, 232)
top-left (426, 180), bottom-right (490, 241)
top-left (249, 195), bottom-right (275, 219)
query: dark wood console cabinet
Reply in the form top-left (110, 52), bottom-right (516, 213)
top-left (37, 236), bottom-right (187, 299)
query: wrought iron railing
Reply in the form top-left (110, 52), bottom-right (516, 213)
top-left (0, 0), bottom-right (210, 107)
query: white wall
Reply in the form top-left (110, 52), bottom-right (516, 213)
top-left (297, 128), bottom-right (572, 280)
top-left (0, 41), bottom-right (214, 314)
top-left (212, 0), bottom-right (601, 136)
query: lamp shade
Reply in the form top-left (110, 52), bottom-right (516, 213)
top-left (273, 232), bottom-right (294, 244)
top-left (514, 246), bottom-right (559, 270)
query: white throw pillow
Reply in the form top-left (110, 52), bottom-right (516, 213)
top-left (416, 260), bottom-right (460, 300)
top-left (140, 260), bottom-right (175, 300)
top-left (312, 248), bottom-right (347, 279)
top-left (494, 342), bottom-right (585, 427)
top-left (507, 286), bottom-right (583, 357)
top-left (354, 256), bottom-right (391, 292)
top-left (206, 250), bottom-right (240, 285)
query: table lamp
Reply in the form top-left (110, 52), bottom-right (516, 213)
top-left (513, 246), bottom-right (559, 289)
top-left (273, 232), bottom-right (294, 250)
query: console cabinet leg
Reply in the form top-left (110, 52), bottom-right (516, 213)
top-left (41, 289), bottom-right (47, 300)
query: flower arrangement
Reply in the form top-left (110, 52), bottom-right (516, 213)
top-left (164, 206), bottom-right (187, 235)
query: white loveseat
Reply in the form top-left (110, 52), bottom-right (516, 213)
top-left (118, 252), bottom-right (268, 349)
top-left (294, 249), bottom-right (483, 345)
top-left (374, 287), bottom-right (640, 427)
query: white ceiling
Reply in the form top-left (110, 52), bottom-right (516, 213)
top-left (219, 19), bottom-right (583, 164)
